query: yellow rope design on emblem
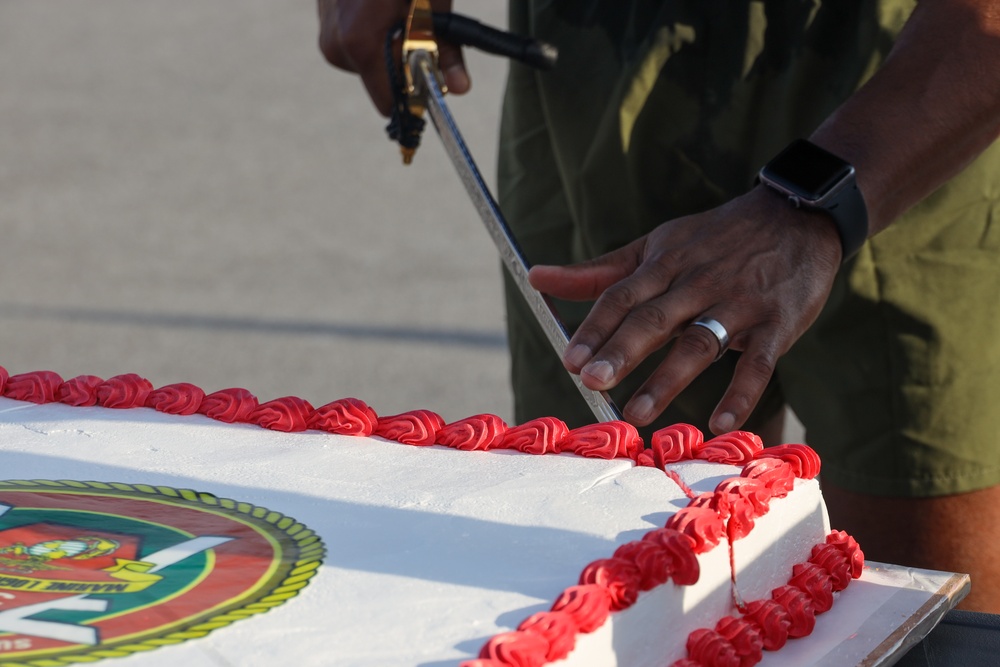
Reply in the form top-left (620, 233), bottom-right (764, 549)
top-left (0, 480), bottom-right (326, 667)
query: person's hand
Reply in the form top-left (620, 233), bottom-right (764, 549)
top-left (317, 0), bottom-right (470, 116)
top-left (528, 187), bottom-right (843, 434)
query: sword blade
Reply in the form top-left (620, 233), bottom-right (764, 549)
top-left (411, 51), bottom-right (622, 423)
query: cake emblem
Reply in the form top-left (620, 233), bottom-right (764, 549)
top-left (0, 480), bottom-right (325, 663)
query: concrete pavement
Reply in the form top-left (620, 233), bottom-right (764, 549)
top-left (0, 1), bottom-right (804, 440)
top-left (0, 1), bottom-right (513, 422)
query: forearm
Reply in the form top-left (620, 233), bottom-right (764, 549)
top-left (810, 0), bottom-right (1000, 236)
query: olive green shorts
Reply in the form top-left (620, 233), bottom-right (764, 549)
top-left (776, 168), bottom-right (1000, 498)
top-left (497, 2), bottom-right (1000, 497)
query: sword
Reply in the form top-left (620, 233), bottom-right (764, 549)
top-left (397, 5), bottom-right (623, 423)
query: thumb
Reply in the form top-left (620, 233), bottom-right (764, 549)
top-left (438, 43), bottom-right (469, 95)
top-left (431, 1), bottom-right (469, 95)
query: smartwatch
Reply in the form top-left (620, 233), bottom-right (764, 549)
top-left (757, 139), bottom-right (869, 262)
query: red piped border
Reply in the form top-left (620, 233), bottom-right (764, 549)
top-left (0, 365), bottom-right (863, 666)
top-left (671, 532), bottom-right (864, 667)
top-left (0, 368), bottom-right (648, 461)
top-left (465, 452), bottom-right (862, 667)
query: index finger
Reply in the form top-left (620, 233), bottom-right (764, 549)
top-left (562, 255), bottom-right (678, 373)
top-left (528, 240), bottom-right (646, 302)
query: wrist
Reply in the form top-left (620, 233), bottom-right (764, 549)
top-left (757, 139), bottom-right (869, 262)
top-left (742, 185), bottom-right (844, 269)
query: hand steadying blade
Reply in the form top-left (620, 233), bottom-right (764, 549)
top-left (395, 2), bottom-right (623, 423)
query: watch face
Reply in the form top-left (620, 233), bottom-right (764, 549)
top-left (761, 139), bottom-right (854, 202)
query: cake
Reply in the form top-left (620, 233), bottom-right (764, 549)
top-left (0, 366), bottom-right (863, 667)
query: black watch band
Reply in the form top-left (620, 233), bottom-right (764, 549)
top-left (757, 139), bottom-right (869, 262)
top-left (819, 178), bottom-right (868, 261)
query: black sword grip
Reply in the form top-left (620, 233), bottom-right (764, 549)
top-left (432, 12), bottom-right (557, 70)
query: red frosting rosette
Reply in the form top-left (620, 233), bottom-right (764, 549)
top-left (435, 413), bottom-right (507, 451)
top-left (687, 491), bottom-right (722, 514)
top-left (771, 585), bottom-right (816, 638)
top-left (96, 374), bottom-right (154, 409)
top-left (199, 387), bottom-right (258, 423)
top-left (809, 543), bottom-right (853, 591)
top-left (640, 527), bottom-right (700, 586)
top-left (146, 383), bottom-right (205, 415)
top-left (516, 612), bottom-right (577, 662)
top-left (715, 616), bottom-right (764, 667)
top-left (497, 417), bottom-right (568, 455)
top-left (3, 370), bottom-right (63, 404)
top-left (825, 530), bottom-right (865, 579)
top-left (478, 630), bottom-right (549, 667)
top-left (647, 423), bottom-right (703, 466)
top-left (714, 478), bottom-right (772, 541)
top-left (754, 444), bottom-right (821, 479)
top-left (57, 375), bottom-right (104, 406)
top-left (740, 457), bottom-right (796, 498)
top-left (374, 409), bottom-right (445, 445)
top-left (665, 506), bottom-right (726, 554)
top-left (578, 557), bottom-right (643, 611)
top-left (308, 398), bottom-right (378, 436)
top-left (550, 584), bottom-right (612, 633)
top-left (686, 628), bottom-right (740, 667)
top-left (788, 562), bottom-right (834, 614)
top-left (695, 431), bottom-right (763, 464)
top-left (560, 421), bottom-right (643, 460)
top-left (250, 396), bottom-right (315, 432)
top-left (742, 599), bottom-right (792, 651)
top-left (613, 540), bottom-right (674, 591)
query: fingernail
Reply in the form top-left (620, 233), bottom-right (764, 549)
top-left (583, 360), bottom-right (615, 385)
top-left (714, 412), bottom-right (736, 433)
top-left (627, 394), bottom-right (655, 423)
top-left (565, 344), bottom-right (593, 370)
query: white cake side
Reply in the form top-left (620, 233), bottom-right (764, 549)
top-left (537, 460), bottom-right (828, 667)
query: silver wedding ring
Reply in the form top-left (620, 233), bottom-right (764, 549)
top-left (690, 317), bottom-right (730, 362)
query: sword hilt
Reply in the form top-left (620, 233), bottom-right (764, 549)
top-left (388, 5), bottom-right (558, 165)
top-left (431, 13), bottom-right (558, 70)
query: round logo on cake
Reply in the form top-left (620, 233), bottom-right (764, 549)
top-left (0, 480), bottom-right (324, 663)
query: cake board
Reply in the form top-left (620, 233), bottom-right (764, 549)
top-left (759, 563), bottom-right (969, 666)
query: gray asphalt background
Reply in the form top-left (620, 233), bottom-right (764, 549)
top-left (0, 1), bottom-right (802, 439)
top-left (1, 1), bottom-right (513, 422)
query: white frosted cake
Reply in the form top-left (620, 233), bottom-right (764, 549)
top-left (0, 367), bottom-right (863, 667)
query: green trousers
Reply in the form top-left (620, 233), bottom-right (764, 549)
top-left (498, 0), bottom-right (1000, 497)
